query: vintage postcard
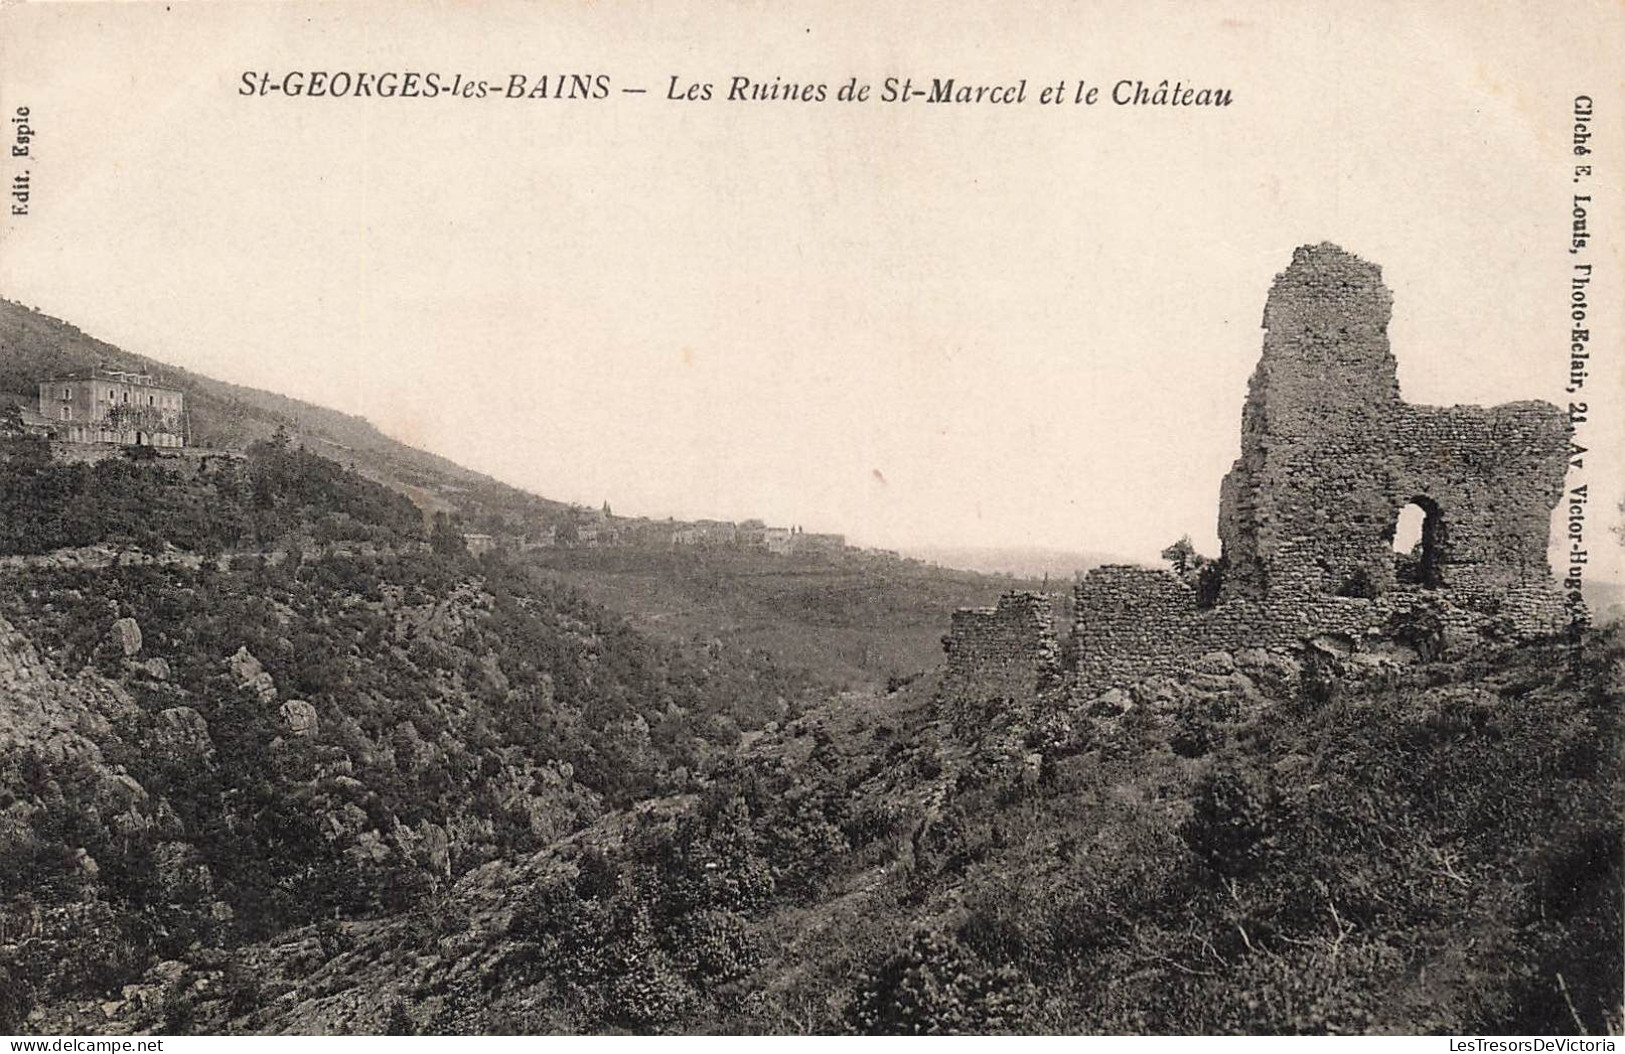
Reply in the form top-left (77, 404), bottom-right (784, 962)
top-left (0, 0), bottom-right (1620, 1040)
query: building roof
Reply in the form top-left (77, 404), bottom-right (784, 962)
top-left (45, 365), bottom-right (181, 391)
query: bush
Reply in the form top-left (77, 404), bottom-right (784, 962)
top-left (847, 930), bottom-right (1033, 1035)
top-left (1182, 754), bottom-right (1284, 880)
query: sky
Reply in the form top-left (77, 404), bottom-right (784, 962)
top-left (1, 1), bottom-right (1620, 582)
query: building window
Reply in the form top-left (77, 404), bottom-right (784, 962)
top-left (148, 395), bottom-right (155, 406)
top-left (61, 387), bottom-right (71, 399)
top-left (108, 389), bottom-right (115, 400)
top-left (122, 391), bottom-right (129, 403)
top-left (60, 406), bottom-right (69, 420)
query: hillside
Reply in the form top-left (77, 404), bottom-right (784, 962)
top-left (0, 299), bottom-right (569, 528)
top-left (523, 548), bottom-right (1049, 691)
top-left (902, 545), bottom-right (1118, 582)
top-left (0, 436), bottom-right (825, 1032)
top-left (0, 299), bottom-right (1036, 688)
top-left (0, 305), bottom-right (1618, 1037)
top-left (16, 617), bottom-right (1620, 1035)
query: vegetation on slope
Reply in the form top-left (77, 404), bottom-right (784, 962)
top-left (453, 629), bottom-right (1616, 1035)
top-left (525, 546), bottom-right (1043, 691)
top-left (0, 310), bottom-right (1616, 1035)
top-left (17, 621), bottom-right (1616, 1036)
top-left (0, 442), bottom-right (817, 1029)
top-left (0, 429), bottom-right (423, 556)
top-left (2, 300), bottom-right (1042, 691)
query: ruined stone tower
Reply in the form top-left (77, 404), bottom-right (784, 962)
top-left (1217, 243), bottom-right (1570, 609)
top-left (942, 243), bottom-right (1579, 707)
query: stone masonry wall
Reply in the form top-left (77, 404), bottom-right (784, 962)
top-left (1217, 243), bottom-right (1570, 607)
top-left (940, 591), bottom-right (1060, 726)
top-left (1066, 564), bottom-right (1571, 695)
top-left (941, 243), bottom-right (1580, 714)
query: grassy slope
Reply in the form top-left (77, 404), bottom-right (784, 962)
top-left (525, 547), bottom-right (1048, 690)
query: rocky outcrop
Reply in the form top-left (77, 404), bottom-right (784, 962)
top-left (278, 699), bottom-right (319, 738)
top-left (228, 645), bottom-right (277, 701)
top-left (109, 617), bottom-right (142, 657)
top-left (154, 706), bottom-right (213, 760)
top-left (0, 613), bottom-right (130, 762)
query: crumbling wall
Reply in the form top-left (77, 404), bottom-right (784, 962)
top-left (1069, 568), bottom-right (1422, 694)
top-left (1069, 571), bottom-right (1573, 697)
top-left (1388, 403), bottom-right (1570, 599)
top-left (48, 441), bottom-right (126, 466)
top-left (944, 243), bottom-right (1579, 711)
top-left (1071, 566), bottom-right (1202, 687)
top-left (1218, 243), bottom-right (1570, 608)
top-left (940, 591), bottom-right (1059, 725)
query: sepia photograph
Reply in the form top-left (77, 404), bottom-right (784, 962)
top-left (0, 0), bottom-right (1621, 1040)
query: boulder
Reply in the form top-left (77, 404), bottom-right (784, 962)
top-left (279, 699), bottom-right (319, 738)
top-left (151, 960), bottom-right (187, 987)
top-left (228, 645), bottom-right (263, 683)
top-left (110, 617), bottom-right (142, 657)
top-left (154, 706), bottom-right (212, 757)
top-left (228, 645), bottom-right (277, 700)
top-left (1308, 633), bottom-right (1355, 659)
top-left (140, 657), bottom-right (171, 681)
top-left (350, 829), bottom-right (391, 864)
top-left (1235, 647), bottom-right (1303, 698)
top-left (1086, 687), bottom-right (1133, 717)
top-left (1194, 650), bottom-right (1237, 675)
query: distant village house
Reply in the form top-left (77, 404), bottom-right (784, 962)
top-left (668, 517), bottom-right (847, 556)
top-left (790, 531), bottom-right (846, 554)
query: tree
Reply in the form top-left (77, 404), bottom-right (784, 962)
top-left (0, 965), bottom-right (32, 1033)
top-left (383, 1001), bottom-right (415, 1036)
top-left (1161, 535), bottom-right (1198, 576)
top-left (1162, 534), bottom-right (1223, 605)
top-left (0, 404), bottom-right (26, 438)
top-left (430, 512), bottom-right (466, 556)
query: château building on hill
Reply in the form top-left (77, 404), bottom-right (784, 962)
top-left (38, 366), bottom-right (185, 448)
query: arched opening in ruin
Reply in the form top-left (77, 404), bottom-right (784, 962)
top-left (1391, 496), bottom-right (1443, 588)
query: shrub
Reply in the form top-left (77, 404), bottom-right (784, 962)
top-left (1182, 755), bottom-right (1284, 880)
top-left (847, 930), bottom-right (1033, 1035)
